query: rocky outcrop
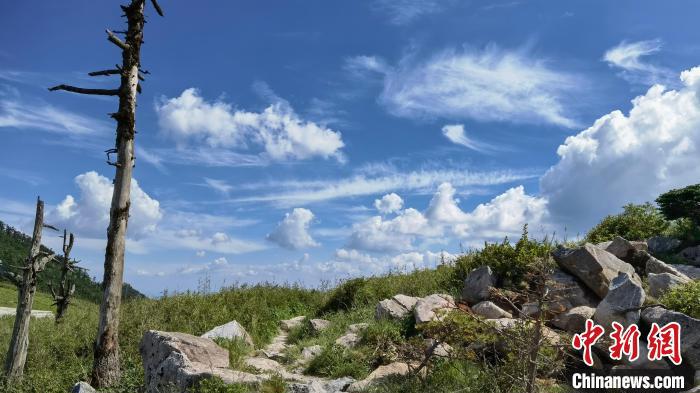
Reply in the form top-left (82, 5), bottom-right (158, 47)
top-left (551, 306), bottom-right (595, 333)
top-left (593, 273), bottom-right (645, 329)
top-left (140, 330), bottom-right (263, 393)
top-left (462, 266), bottom-right (496, 304)
top-left (647, 236), bottom-right (681, 255)
top-left (545, 269), bottom-right (598, 313)
top-left (679, 245), bottom-right (700, 266)
top-left (648, 272), bottom-right (691, 298)
top-left (375, 295), bottom-right (419, 320)
top-left (646, 255), bottom-right (690, 279)
top-left (604, 236), bottom-right (648, 260)
top-left (642, 307), bottom-right (700, 371)
top-left (347, 362), bottom-right (413, 392)
top-left (310, 319), bottom-right (331, 333)
top-left (71, 382), bottom-right (96, 393)
top-left (472, 301), bottom-right (512, 319)
top-left (414, 294), bottom-right (455, 324)
top-left (676, 264), bottom-right (700, 280)
top-left (553, 243), bottom-right (641, 298)
top-left (201, 320), bottom-right (254, 346)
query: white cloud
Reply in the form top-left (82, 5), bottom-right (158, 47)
top-left (203, 178), bottom-right (233, 195)
top-left (374, 193), bottom-right (403, 214)
top-left (374, 46), bottom-right (579, 127)
top-left (344, 55), bottom-right (390, 75)
top-left (267, 208), bottom-right (320, 250)
top-left (52, 171), bottom-right (162, 238)
top-left (441, 124), bottom-right (492, 153)
top-left (372, 0), bottom-right (447, 24)
top-left (603, 40), bottom-right (671, 85)
top-left (540, 66), bottom-right (700, 231)
top-left (0, 97), bottom-right (107, 136)
top-left (155, 88), bottom-right (345, 161)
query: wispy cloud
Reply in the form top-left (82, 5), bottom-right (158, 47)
top-left (372, 0), bottom-right (449, 25)
top-left (202, 178), bottom-right (233, 195)
top-left (0, 167), bottom-right (45, 186)
top-left (441, 124), bottom-right (496, 153)
top-left (603, 39), bottom-right (672, 85)
top-left (0, 97), bottom-right (107, 136)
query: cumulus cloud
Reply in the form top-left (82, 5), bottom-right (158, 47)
top-left (52, 171), bottom-right (162, 238)
top-left (603, 40), bottom-right (671, 85)
top-left (374, 193), bottom-right (403, 214)
top-left (267, 208), bottom-right (320, 250)
top-left (348, 182), bottom-right (547, 252)
top-left (367, 46), bottom-right (579, 127)
top-left (540, 66), bottom-right (700, 231)
top-left (155, 88), bottom-right (344, 161)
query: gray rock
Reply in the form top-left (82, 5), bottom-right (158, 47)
top-left (414, 294), bottom-right (455, 324)
top-left (287, 377), bottom-right (355, 393)
top-left (679, 245), bottom-right (700, 266)
top-left (551, 306), bottom-right (595, 333)
top-left (520, 302), bottom-right (540, 318)
top-left (424, 338), bottom-right (452, 357)
top-left (140, 330), bottom-right (263, 393)
top-left (462, 266), bottom-right (496, 304)
top-left (472, 301), bottom-right (512, 319)
top-left (201, 320), bottom-right (254, 346)
top-left (642, 306), bottom-right (700, 372)
top-left (244, 357), bottom-right (285, 373)
top-left (647, 236), bottom-right (681, 255)
top-left (71, 382), bottom-right (97, 393)
top-left (347, 362), bottom-right (412, 392)
top-left (646, 255), bottom-right (690, 280)
top-left (347, 323), bottom-right (369, 333)
top-left (301, 345), bottom-right (323, 362)
top-left (544, 269), bottom-right (598, 313)
top-left (375, 295), bottom-right (419, 321)
top-left (553, 243), bottom-right (641, 298)
top-left (309, 319), bottom-right (331, 333)
top-left (593, 273), bottom-right (645, 329)
top-left (648, 272), bottom-right (691, 298)
top-left (676, 264), bottom-right (700, 280)
top-left (604, 236), bottom-right (648, 260)
top-left (281, 316), bottom-right (307, 331)
top-left (335, 333), bottom-right (361, 348)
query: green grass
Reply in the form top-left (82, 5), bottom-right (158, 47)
top-left (0, 282), bottom-right (56, 311)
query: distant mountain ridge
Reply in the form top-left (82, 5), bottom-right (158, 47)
top-left (0, 220), bottom-right (145, 303)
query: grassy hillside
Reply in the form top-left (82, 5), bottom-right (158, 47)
top-left (0, 282), bottom-right (55, 311)
top-left (0, 220), bottom-right (144, 303)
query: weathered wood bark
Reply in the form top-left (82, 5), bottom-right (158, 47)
top-left (50, 230), bottom-right (76, 323)
top-left (4, 198), bottom-right (55, 381)
top-left (48, 1), bottom-right (162, 386)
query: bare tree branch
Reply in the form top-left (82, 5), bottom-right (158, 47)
top-left (89, 69), bottom-right (121, 77)
top-left (106, 29), bottom-right (129, 50)
top-left (48, 85), bottom-right (119, 96)
top-left (150, 0), bottom-right (164, 17)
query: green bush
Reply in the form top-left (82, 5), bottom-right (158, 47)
top-left (305, 345), bottom-right (370, 379)
top-left (585, 203), bottom-right (669, 244)
top-left (455, 225), bottom-right (552, 288)
top-left (660, 281), bottom-right (700, 319)
top-left (656, 184), bottom-right (700, 226)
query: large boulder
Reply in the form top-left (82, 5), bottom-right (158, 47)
top-left (375, 295), bottom-right (419, 321)
top-left (201, 320), bottom-right (254, 347)
top-left (642, 306), bottom-right (700, 372)
top-left (648, 272), bottom-right (691, 298)
top-left (553, 243), bottom-right (641, 298)
top-left (347, 362), bottom-right (413, 392)
top-left (462, 266), bottom-right (496, 304)
top-left (140, 330), bottom-right (263, 393)
top-left (309, 319), bottom-right (331, 333)
top-left (414, 294), bottom-right (455, 324)
top-left (551, 306), bottom-right (596, 333)
top-left (646, 255), bottom-right (691, 280)
top-left (679, 245), bottom-right (700, 266)
top-left (593, 273), bottom-right (645, 329)
top-left (604, 236), bottom-right (648, 260)
top-left (545, 269), bottom-right (598, 313)
top-left (71, 382), bottom-right (96, 393)
top-left (472, 301), bottom-right (512, 319)
top-left (647, 236), bottom-right (681, 255)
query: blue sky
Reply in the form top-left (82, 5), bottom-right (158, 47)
top-left (2, 0), bottom-right (700, 296)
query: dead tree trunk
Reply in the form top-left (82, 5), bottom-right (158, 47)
top-left (48, 0), bottom-right (163, 387)
top-left (49, 230), bottom-right (76, 323)
top-left (3, 198), bottom-right (55, 381)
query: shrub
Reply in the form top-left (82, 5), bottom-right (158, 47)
top-left (585, 203), bottom-right (669, 243)
top-left (305, 345), bottom-right (370, 379)
top-left (656, 184), bottom-right (700, 226)
top-left (660, 281), bottom-right (700, 319)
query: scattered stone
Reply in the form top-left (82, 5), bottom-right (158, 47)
top-left (647, 236), bottom-right (681, 255)
top-left (244, 357), bottom-right (285, 373)
top-left (520, 302), bottom-right (540, 318)
top-left (489, 318), bottom-right (519, 331)
top-left (642, 306), bottom-right (700, 371)
top-left (593, 273), bottom-right (645, 329)
top-left (301, 345), bottom-right (323, 362)
top-left (201, 320), bottom-right (254, 347)
top-left (140, 330), bottom-right (263, 393)
top-left (375, 294), bottom-right (419, 321)
top-left (424, 338), bottom-right (452, 358)
top-left (71, 382), bottom-right (96, 393)
top-left (335, 333), bottom-right (361, 348)
top-left (288, 377), bottom-right (355, 393)
top-left (414, 294), bottom-right (455, 324)
top-left (545, 269), bottom-right (598, 313)
top-left (347, 362), bottom-right (412, 392)
top-left (472, 300), bottom-right (512, 319)
top-left (462, 266), bottom-right (496, 304)
top-left (604, 236), bottom-right (648, 260)
top-left (646, 255), bottom-right (690, 280)
top-left (553, 243), bottom-right (641, 298)
top-left (679, 245), bottom-right (700, 266)
top-left (648, 272), bottom-right (691, 298)
top-left (676, 264), bottom-right (700, 280)
top-left (309, 319), bottom-right (331, 333)
top-left (281, 316), bottom-right (307, 331)
top-left (551, 306), bottom-right (595, 333)
top-left (347, 323), bottom-right (369, 333)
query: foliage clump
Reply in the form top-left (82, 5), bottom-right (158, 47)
top-left (585, 203), bottom-right (669, 244)
top-left (660, 281), bottom-right (700, 319)
top-left (656, 184), bottom-right (700, 226)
